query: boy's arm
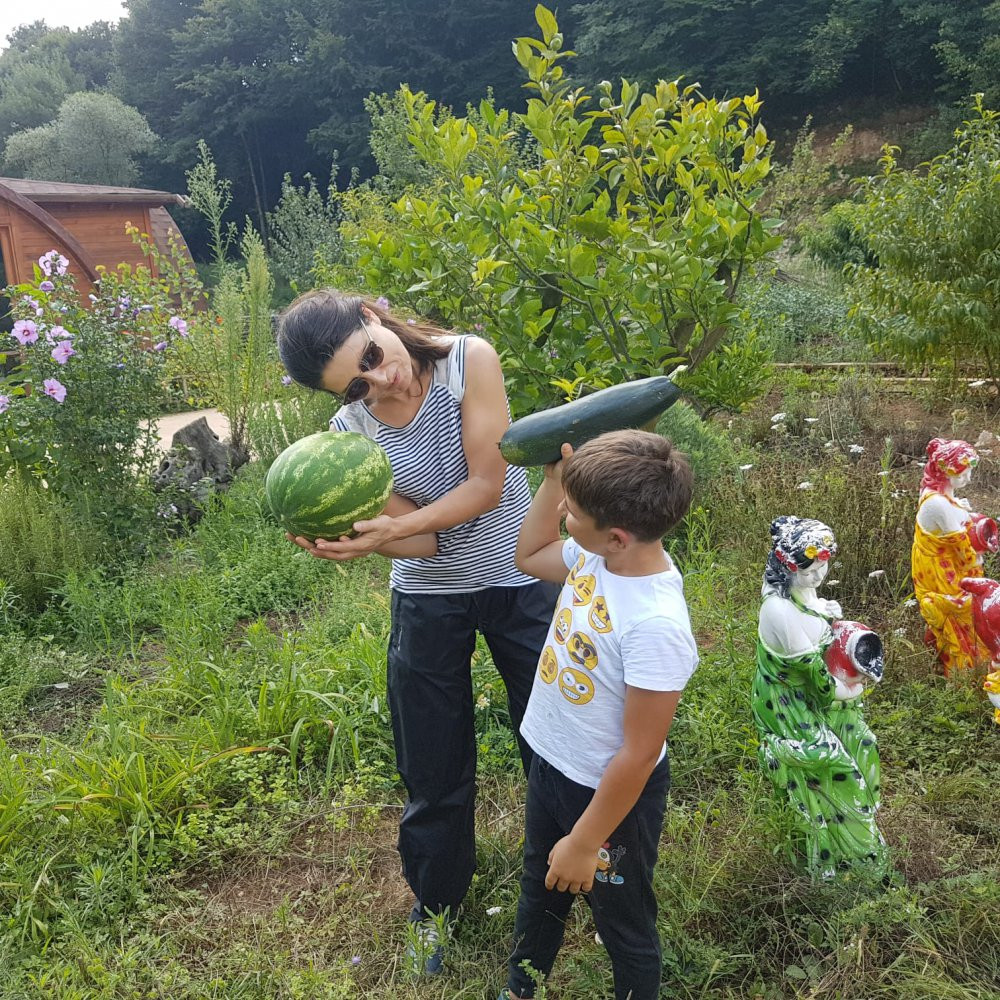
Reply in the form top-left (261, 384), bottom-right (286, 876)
top-left (545, 685), bottom-right (681, 894)
top-left (515, 444), bottom-right (573, 583)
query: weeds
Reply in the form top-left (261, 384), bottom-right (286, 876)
top-left (0, 371), bottom-right (998, 999)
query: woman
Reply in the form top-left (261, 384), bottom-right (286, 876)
top-left (277, 289), bottom-right (557, 971)
top-left (911, 437), bottom-right (995, 675)
top-left (753, 515), bottom-right (884, 879)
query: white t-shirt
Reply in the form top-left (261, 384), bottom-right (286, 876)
top-left (519, 539), bottom-right (699, 789)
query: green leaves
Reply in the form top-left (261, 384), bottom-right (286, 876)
top-left (331, 10), bottom-right (779, 415)
top-left (848, 98), bottom-right (1000, 376)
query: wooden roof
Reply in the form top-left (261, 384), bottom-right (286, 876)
top-left (0, 176), bottom-right (188, 206)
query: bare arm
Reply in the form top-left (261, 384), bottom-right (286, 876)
top-left (287, 492), bottom-right (437, 559)
top-left (310, 337), bottom-right (513, 560)
top-left (515, 444), bottom-right (573, 583)
top-left (545, 686), bottom-right (681, 894)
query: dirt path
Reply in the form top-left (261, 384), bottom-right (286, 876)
top-left (151, 408), bottom-right (230, 455)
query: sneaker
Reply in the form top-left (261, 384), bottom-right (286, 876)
top-left (595, 930), bottom-right (603, 946)
top-left (404, 916), bottom-right (446, 975)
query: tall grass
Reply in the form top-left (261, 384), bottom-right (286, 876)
top-left (0, 371), bottom-right (998, 998)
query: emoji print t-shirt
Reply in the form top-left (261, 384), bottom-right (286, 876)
top-left (520, 538), bottom-right (699, 789)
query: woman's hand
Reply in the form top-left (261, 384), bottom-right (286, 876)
top-left (285, 514), bottom-right (400, 562)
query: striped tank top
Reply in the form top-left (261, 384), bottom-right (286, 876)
top-left (330, 335), bottom-right (536, 594)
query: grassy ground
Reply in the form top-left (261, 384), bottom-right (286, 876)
top-left (1, 379), bottom-right (999, 999)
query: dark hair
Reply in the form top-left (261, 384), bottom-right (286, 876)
top-left (561, 429), bottom-right (693, 542)
top-left (276, 289), bottom-right (450, 391)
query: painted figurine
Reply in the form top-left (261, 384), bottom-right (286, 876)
top-left (911, 438), bottom-right (998, 675)
top-left (753, 516), bottom-right (885, 879)
top-left (957, 577), bottom-right (1000, 725)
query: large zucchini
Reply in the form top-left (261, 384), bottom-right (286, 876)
top-left (499, 374), bottom-right (684, 467)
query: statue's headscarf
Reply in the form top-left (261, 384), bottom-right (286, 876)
top-left (763, 515), bottom-right (838, 599)
top-left (920, 438), bottom-right (978, 494)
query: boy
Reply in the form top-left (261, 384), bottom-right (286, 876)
top-left (500, 429), bottom-right (698, 1000)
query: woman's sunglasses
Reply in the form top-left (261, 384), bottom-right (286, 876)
top-left (332, 318), bottom-right (384, 404)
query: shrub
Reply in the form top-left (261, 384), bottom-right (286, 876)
top-left (0, 475), bottom-right (99, 615)
top-left (849, 97), bottom-right (1000, 378)
top-left (802, 199), bottom-right (878, 272)
top-left (655, 401), bottom-right (747, 499)
top-left (1, 251), bottom-right (193, 543)
top-left (329, 6), bottom-right (780, 415)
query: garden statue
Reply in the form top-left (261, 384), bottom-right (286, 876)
top-left (957, 577), bottom-right (1000, 725)
top-left (911, 438), bottom-right (998, 676)
top-left (753, 516), bottom-right (885, 879)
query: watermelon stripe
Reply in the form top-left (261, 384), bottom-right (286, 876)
top-left (265, 431), bottom-right (393, 541)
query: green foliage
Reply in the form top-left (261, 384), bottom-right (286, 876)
top-left (802, 199), bottom-right (877, 271)
top-left (0, 255), bottom-right (190, 540)
top-left (746, 271), bottom-right (862, 362)
top-left (767, 117), bottom-right (855, 251)
top-left (653, 400), bottom-right (747, 499)
top-left (849, 98), bottom-right (1000, 377)
top-left (266, 164), bottom-right (343, 291)
top-left (185, 141), bottom-right (238, 277)
top-left (0, 29), bottom-right (85, 148)
top-left (333, 8), bottom-right (780, 414)
top-left (0, 634), bottom-right (92, 731)
top-left (571, 0), bottom-right (962, 116)
top-left (678, 327), bottom-right (774, 418)
top-left (363, 89), bottom-right (443, 198)
top-left (2, 91), bottom-right (157, 186)
top-left (172, 227), bottom-right (281, 462)
top-left (245, 389), bottom-right (337, 469)
top-left (0, 476), bottom-right (99, 616)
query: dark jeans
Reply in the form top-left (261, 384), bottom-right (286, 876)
top-left (388, 581), bottom-right (558, 916)
top-left (508, 754), bottom-right (671, 1000)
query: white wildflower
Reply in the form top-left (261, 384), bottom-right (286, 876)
top-left (739, 464), bottom-right (753, 471)
top-left (771, 412), bottom-right (787, 422)
top-left (968, 379), bottom-right (987, 388)
top-left (824, 440), bottom-right (835, 449)
top-left (904, 598), bottom-right (918, 608)
top-left (868, 569), bottom-right (885, 579)
top-left (877, 470), bottom-right (890, 477)
top-left (893, 628), bottom-right (907, 637)
top-left (848, 444), bottom-right (865, 454)
top-left (804, 417), bottom-right (819, 424)
top-left (796, 481), bottom-right (814, 490)
top-left (486, 906), bottom-right (503, 917)
top-left (827, 580), bottom-right (840, 586)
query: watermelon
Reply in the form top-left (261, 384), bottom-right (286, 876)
top-left (265, 431), bottom-right (393, 541)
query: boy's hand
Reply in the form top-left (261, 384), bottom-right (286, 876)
top-left (543, 442), bottom-right (574, 482)
top-left (545, 832), bottom-right (598, 894)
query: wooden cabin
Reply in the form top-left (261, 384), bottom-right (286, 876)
top-left (0, 177), bottom-right (194, 302)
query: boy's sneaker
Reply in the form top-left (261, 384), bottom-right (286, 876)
top-left (404, 915), bottom-right (446, 975)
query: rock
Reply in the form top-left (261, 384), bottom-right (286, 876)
top-left (974, 430), bottom-right (999, 455)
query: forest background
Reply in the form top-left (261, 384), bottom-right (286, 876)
top-left (1, 0), bottom-right (997, 251)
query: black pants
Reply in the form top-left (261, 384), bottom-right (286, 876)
top-left (507, 754), bottom-right (670, 1000)
top-left (388, 582), bottom-right (558, 916)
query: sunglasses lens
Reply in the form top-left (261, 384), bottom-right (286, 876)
top-left (343, 379), bottom-right (369, 405)
top-left (361, 342), bottom-right (384, 371)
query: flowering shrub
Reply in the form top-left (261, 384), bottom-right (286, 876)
top-left (0, 250), bottom-right (194, 517)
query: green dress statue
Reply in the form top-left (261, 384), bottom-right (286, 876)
top-left (753, 516), bottom-right (885, 879)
